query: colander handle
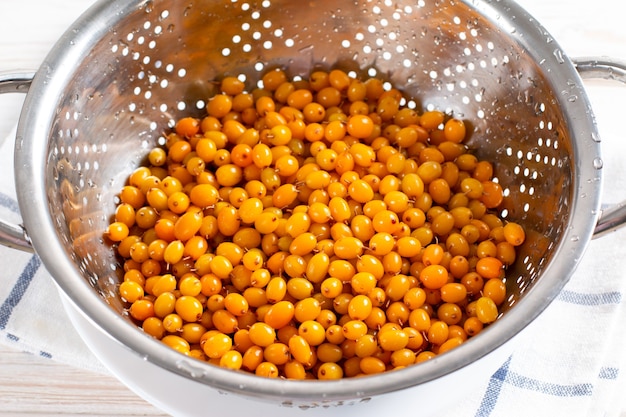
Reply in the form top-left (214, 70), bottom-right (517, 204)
top-left (0, 71), bottom-right (35, 253)
top-left (574, 57), bottom-right (626, 238)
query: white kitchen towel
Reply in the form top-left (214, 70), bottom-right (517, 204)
top-left (0, 126), bottom-right (105, 374)
top-left (1, 110), bottom-right (626, 417)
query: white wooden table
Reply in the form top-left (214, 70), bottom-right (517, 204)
top-left (0, 0), bottom-right (625, 416)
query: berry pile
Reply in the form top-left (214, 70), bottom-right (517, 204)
top-left (106, 68), bottom-right (525, 379)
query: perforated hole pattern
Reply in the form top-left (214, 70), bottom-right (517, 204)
top-left (47, 0), bottom-right (573, 315)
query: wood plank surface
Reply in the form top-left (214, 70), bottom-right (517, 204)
top-left (0, 343), bottom-right (166, 416)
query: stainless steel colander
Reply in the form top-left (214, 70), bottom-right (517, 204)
top-left (1, 0), bottom-right (626, 415)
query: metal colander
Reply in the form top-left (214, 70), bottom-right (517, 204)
top-left (3, 0), bottom-right (625, 409)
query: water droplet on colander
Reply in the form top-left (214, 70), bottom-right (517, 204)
top-left (591, 132), bottom-right (601, 142)
top-left (567, 95), bottom-right (577, 102)
top-left (553, 48), bottom-right (565, 64)
top-left (570, 235), bottom-right (580, 242)
top-left (175, 359), bottom-right (207, 378)
top-left (593, 157), bottom-right (603, 170)
top-left (299, 44), bottom-right (314, 53)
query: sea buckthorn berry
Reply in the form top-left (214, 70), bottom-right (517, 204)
top-left (354, 334), bottom-right (378, 358)
top-left (503, 221), bottom-right (526, 246)
top-left (333, 236), bottom-right (364, 259)
top-left (294, 297), bottom-right (321, 323)
top-left (443, 118), bottom-right (466, 143)
top-left (264, 301), bottom-right (295, 329)
top-left (438, 336), bottom-right (464, 355)
top-left (274, 154), bottom-right (300, 177)
top-left (497, 241), bottom-right (517, 266)
top-left (475, 256), bottom-right (503, 279)
top-left (299, 320), bottom-right (326, 346)
top-left (255, 361), bottom-right (279, 378)
top-left (318, 362), bottom-right (344, 380)
top-left (342, 320), bottom-right (368, 340)
top-left (348, 179), bottom-right (374, 203)
top-left (263, 342), bottom-right (290, 366)
top-left (265, 276), bottom-right (288, 303)
top-left (378, 328), bottom-right (409, 351)
top-left (224, 292), bottom-right (249, 316)
top-left (219, 350), bottom-right (243, 370)
top-left (107, 222), bottom-right (129, 242)
top-left (372, 210), bottom-right (401, 234)
top-left (419, 264), bottom-right (449, 290)
top-left (305, 171), bottom-right (332, 191)
top-left (483, 278), bottom-right (507, 306)
top-left (206, 94), bottom-right (233, 118)
top-left (368, 232), bottom-right (395, 256)
top-left (272, 184), bottom-right (299, 209)
top-left (203, 332), bottom-right (233, 359)
top-left (162, 334), bottom-right (190, 354)
top-left (347, 294), bottom-right (373, 321)
top-left (248, 322), bottom-right (276, 347)
top-left (349, 271), bottom-right (376, 295)
top-left (215, 164), bottom-right (243, 187)
top-left (174, 117), bottom-right (200, 138)
top-left (238, 197), bottom-right (264, 224)
top-left (347, 115), bottom-right (375, 139)
top-left (360, 356), bottom-right (387, 375)
top-left (385, 274), bottom-right (411, 302)
top-left (440, 283), bottom-right (468, 304)
top-left (212, 309), bottom-right (239, 334)
top-left (463, 316), bottom-right (484, 336)
top-left (175, 295), bottom-right (204, 322)
top-left (119, 281), bottom-right (144, 303)
top-left (288, 335), bottom-right (313, 366)
top-left (154, 292), bottom-right (176, 318)
top-left (420, 110), bottom-right (445, 130)
top-left (328, 69), bottom-right (351, 90)
top-left (328, 197), bottom-right (352, 223)
top-left (286, 277), bottom-right (314, 300)
top-left (427, 320), bottom-right (449, 345)
top-left (476, 296), bottom-right (499, 324)
top-left (396, 236), bottom-right (422, 258)
top-left (437, 303), bottom-right (463, 326)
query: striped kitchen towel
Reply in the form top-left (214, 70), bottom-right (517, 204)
top-left (0, 117), bottom-right (625, 416)
top-left (0, 127), bottom-right (105, 373)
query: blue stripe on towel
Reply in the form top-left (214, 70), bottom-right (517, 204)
top-left (475, 354), bottom-right (597, 416)
top-left (557, 290), bottom-right (622, 306)
top-left (475, 356), bottom-right (512, 417)
top-left (0, 255), bottom-right (42, 329)
top-left (502, 372), bottom-right (593, 397)
top-left (598, 367), bottom-right (619, 380)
